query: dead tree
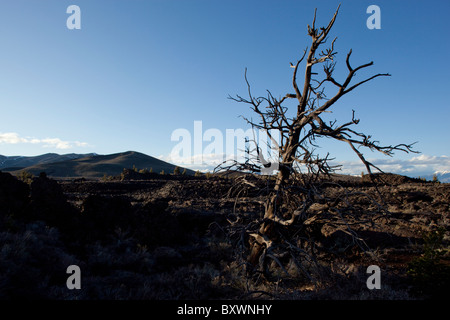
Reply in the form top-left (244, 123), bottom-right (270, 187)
top-left (215, 5), bottom-right (416, 279)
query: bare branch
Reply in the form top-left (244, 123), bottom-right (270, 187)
top-left (292, 49), bottom-right (308, 102)
top-left (221, 5), bottom-right (418, 279)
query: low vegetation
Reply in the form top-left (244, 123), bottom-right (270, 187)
top-left (0, 170), bottom-right (448, 299)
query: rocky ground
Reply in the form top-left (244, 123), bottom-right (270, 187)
top-left (0, 170), bottom-right (449, 300)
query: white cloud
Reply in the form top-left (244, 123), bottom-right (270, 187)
top-left (41, 138), bottom-right (71, 149)
top-left (161, 151), bottom-right (450, 177)
top-left (0, 132), bottom-right (28, 144)
top-left (74, 141), bottom-right (89, 147)
top-left (162, 152), bottom-right (242, 172)
top-left (0, 132), bottom-right (90, 150)
top-left (330, 155), bottom-right (450, 177)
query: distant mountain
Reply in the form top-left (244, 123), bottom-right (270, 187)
top-left (438, 172), bottom-right (450, 183)
top-left (421, 171), bottom-right (450, 183)
top-left (0, 153), bottom-right (96, 170)
top-left (2, 151), bottom-right (194, 178)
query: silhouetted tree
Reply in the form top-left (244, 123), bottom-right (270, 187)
top-left (216, 5), bottom-right (417, 277)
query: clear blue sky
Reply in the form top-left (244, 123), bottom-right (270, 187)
top-left (0, 0), bottom-right (449, 176)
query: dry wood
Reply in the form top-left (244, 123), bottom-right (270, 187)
top-left (215, 5), bottom-right (417, 281)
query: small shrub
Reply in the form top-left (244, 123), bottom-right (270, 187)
top-left (101, 174), bottom-right (114, 182)
top-left (18, 170), bottom-right (34, 184)
top-left (407, 227), bottom-right (450, 298)
top-left (432, 174), bottom-right (440, 183)
top-left (120, 168), bottom-right (127, 181)
top-left (173, 166), bottom-right (180, 175)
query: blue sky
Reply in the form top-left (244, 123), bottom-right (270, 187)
top-left (0, 0), bottom-right (449, 176)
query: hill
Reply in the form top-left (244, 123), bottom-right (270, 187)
top-left (0, 153), bottom-right (96, 170)
top-left (0, 167), bottom-right (448, 300)
top-left (422, 171), bottom-right (450, 183)
top-left (3, 151), bottom-right (194, 178)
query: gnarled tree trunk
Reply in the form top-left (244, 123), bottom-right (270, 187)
top-left (217, 5), bottom-right (417, 276)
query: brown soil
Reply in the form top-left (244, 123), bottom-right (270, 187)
top-left (1, 171), bottom-right (449, 300)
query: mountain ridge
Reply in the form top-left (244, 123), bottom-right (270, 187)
top-left (422, 171), bottom-right (450, 183)
top-left (1, 151), bottom-right (448, 182)
top-left (1, 151), bottom-right (194, 178)
top-left (0, 152), bottom-right (96, 170)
